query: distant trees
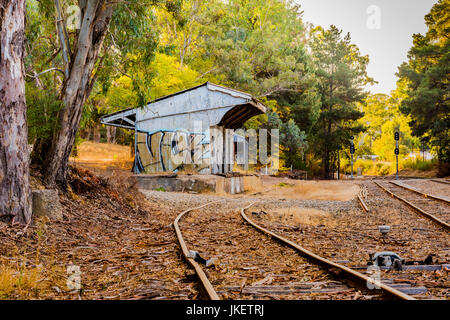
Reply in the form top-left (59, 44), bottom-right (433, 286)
top-left (357, 88), bottom-right (419, 161)
top-left (397, 0), bottom-right (449, 176)
top-left (309, 26), bottom-right (373, 179)
top-left (199, 0), bottom-right (317, 169)
top-left (20, 0), bottom-right (445, 183)
top-left (0, 0), bottom-right (32, 223)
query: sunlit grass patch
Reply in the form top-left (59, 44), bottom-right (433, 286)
top-left (267, 207), bottom-right (336, 228)
top-left (0, 218), bottom-right (66, 299)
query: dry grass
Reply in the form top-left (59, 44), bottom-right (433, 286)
top-left (1, 166), bottom-right (196, 300)
top-left (0, 264), bottom-right (40, 299)
top-left (0, 217), bottom-right (66, 299)
top-left (266, 207), bottom-right (336, 228)
top-left (244, 177), bottom-right (359, 201)
top-left (70, 142), bottom-right (133, 171)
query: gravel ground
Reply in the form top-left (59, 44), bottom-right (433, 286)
top-left (377, 181), bottom-right (450, 224)
top-left (402, 179), bottom-right (450, 198)
top-left (141, 178), bottom-right (449, 300)
top-left (251, 181), bottom-right (449, 299)
top-left (178, 199), bottom-right (378, 300)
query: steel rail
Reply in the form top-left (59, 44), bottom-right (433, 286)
top-left (374, 181), bottom-right (450, 231)
top-left (390, 181), bottom-right (450, 204)
top-left (358, 193), bottom-right (370, 213)
top-left (357, 186), bottom-right (370, 213)
top-left (174, 199), bottom-right (225, 300)
top-left (173, 188), bottom-right (274, 300)
top-left (431, 179), bottom-right (450, 186)
top-left (240, 203), bottom-right (414, 300)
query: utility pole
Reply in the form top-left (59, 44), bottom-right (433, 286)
top-left (337, 151), bottom-right (340, 180)
top-left (350, 136), bottom-right (355, 180)
top-left (395, 132), bottom-right (400, 180)
top-left (421, 139), bottom-right (425, 162)
top-left (134, 127), bottom-right (139, 174)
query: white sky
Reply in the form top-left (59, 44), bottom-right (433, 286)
top-left (294, 0), bottom-right (436, 94)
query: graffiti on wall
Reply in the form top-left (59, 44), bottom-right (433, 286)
top-left (135, 129), bottom-right (210, 174)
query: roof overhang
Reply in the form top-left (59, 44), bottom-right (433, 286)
top-left (100, 108), bottom-right (136, 129)
top-left (218, 99), bottom-right (266, 129)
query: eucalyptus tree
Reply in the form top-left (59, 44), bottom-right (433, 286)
top-left (198, 0), bottom-right (317, 168)
top-left (26, 0), bottom-right (180, 186)
top-left (0, 0), bottom-right (31, 223)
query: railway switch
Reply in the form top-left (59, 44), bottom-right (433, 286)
top-left (369, 251), bottom-right (405, 271)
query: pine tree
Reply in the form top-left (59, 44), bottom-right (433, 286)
top-left (309, 26), bottom-right (373, 179)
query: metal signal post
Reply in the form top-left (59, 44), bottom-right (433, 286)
top-left (395, 132), bottom-right (399, 180)
top-left (350, 136), bottom-right (355, 180)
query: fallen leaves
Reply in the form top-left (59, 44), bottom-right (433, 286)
top-left (0, 166), bottom-right (197, 300)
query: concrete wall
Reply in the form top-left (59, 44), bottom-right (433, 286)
top-left (137, 174), bottom-right (245, 195)
top-left (136, 130), bottom-right (210, 174)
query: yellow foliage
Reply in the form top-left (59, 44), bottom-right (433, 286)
top-left (148, 53), bottom-right (201, 100)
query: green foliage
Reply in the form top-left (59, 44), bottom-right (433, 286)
top-left (200, 0), bottom-right (310, 97)
top-left (402, 158), bottom-right (437, 172)
top-left (145, 53), bottom-right (201, 100)
top-left (397, 0), bottom-right (449, 175)
top-left (26, 84), bottom-right (62, 143)
top-left (105, 76), bottom-right (139, 112)
top-left (309, 25), bottom-right (373, 178)
top-left (23, 0), bottom-right (444, 179)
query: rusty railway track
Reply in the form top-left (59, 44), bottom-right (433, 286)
top-left (390, 181), bottom-right (450, 204)
top-left (358, 185), bottom-right (370, 213)
top-left (431, 179), bottom-right (450, 186)
top-left (374, 181), bottom-right (450, 231)
top-left (174, 199), bottom-right (225, 300)
top-left (174, 196), bottom-right (414, 300)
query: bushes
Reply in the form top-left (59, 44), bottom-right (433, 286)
top-left (377, 164), bottom-right (393, 176)
top-left (339, 158), bottom-right (437, 177)
top-left (401, 158), bottom-right (437, 171)
top-left (26, 84), bottom-right (62, 144)
top-left (341, 159), bottom-right (401, 176)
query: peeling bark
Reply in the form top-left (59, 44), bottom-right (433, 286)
top-left (0, 0), bottom-right (32, 223)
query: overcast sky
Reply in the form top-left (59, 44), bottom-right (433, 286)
top-left (294, 0), bottom-right (436, 94)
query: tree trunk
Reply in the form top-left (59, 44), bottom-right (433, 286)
top-left (0, 0), bottom-right (32, 224)
top-left (106, 126), bottom-right (116, 144)
top-left (93, 124), bottom-right (101, 143)
top-left (40, 0), bottom-right (114, 185)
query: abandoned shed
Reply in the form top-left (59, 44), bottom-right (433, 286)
top-left (101, 82), bottom-right (267, 175)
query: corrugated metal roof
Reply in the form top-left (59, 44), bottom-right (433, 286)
top-left (101, 82), bottom-right (266, 129)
